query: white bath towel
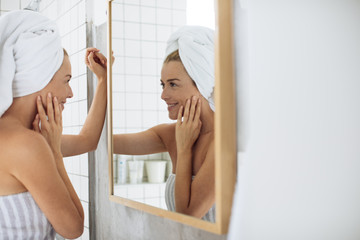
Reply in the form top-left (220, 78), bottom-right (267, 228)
top-left (165, 26), bottom-right (215, 111)
top-left (0, 10), bottom-right (63, 117)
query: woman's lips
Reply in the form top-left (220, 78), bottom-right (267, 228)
top-left (167, 103), bottom-right (177, 111)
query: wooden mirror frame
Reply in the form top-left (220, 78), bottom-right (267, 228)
top-left (106, 0), bottom-right (236, 234)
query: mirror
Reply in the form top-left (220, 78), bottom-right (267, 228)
top-left (107, 0), bottom-right (236, 234)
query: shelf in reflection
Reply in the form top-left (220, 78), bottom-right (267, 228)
top-left (114, 182), bottom-right (167, 210)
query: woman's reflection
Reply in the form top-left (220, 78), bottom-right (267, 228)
top-left (113, 26), bottom-right (215, 222)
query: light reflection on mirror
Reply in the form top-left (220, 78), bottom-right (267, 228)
top-left (111, 0), bottom-right (215, 222)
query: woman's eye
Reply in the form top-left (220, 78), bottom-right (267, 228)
top-left (170, 82), bottom-right (176, 87)
top-left (160, 83), bottom-right (165, 88)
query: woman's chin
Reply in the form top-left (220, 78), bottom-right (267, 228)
top-left (169, 114), bottom-right (177, 120)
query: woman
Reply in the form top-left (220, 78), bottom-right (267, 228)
top-left (113, 26), bottom-right (216, 222)
top-left (0, 10), bottom-right (109, 239)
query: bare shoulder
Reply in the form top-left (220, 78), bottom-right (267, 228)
top-left (0, 125), bottom-right (52, 170)
top-left (150, 123), bottom-right (176, 140)
top-left (4, 126), bottom-right (47, 150)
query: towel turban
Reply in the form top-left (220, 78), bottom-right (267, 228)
top-left (0, 10), bottom-right (63, 117)
top-left (165, 26), bottom-right (215, 111)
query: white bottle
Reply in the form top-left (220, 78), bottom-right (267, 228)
top-left (117, 156), bottom-right (127, 184)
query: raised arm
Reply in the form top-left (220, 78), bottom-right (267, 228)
top-left (61, 48), bottom-right (110, 157)
top-left (113, 123), bottom-right (172, 155)
top-left (174, 96), bottom-right (215, 218)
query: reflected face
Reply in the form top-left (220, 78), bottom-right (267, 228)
top-left (160, 61), bottom-right (201, 120)
top-left (40, 54), bottom-right (73, 110)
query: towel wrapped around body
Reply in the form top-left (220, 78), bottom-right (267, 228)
top-left (0, 10), bottom-right (63, 117)
top-left (165, 26), bottom-right (215, 111)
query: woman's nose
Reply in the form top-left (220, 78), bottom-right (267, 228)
top-left (161, 89), bottom-right (168, 101)
top-left (68, 86), bottom-right (73, 98)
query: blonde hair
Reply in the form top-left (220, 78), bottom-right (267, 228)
top-left (163, 50), bottom-right (197, 87)
top-left (164, 50), bottom-right (181, 63)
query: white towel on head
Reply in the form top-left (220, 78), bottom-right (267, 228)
top-left (0, 10), bottom-right (64, 117)
top-left (165, 26), bottom-right (215, 111)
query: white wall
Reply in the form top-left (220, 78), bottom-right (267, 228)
top-left (230, 0), bottom-right (360, 239)
top-left (111, 0), bottom-right (184, 134)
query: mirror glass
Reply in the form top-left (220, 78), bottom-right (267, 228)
top-left (110, 0), bottom-right (216, 220)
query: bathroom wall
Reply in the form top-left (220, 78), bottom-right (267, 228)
top-left (230, 0), bottom-right (360, 239)
top-left (111, 0), bottom-right (183, 135)
top-left (0, 1), bottom-right (91, 239)
top-left (0, 0), bottom-right (20, 15)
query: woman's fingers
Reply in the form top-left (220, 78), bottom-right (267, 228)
top-left (86, 47), bottom-right (100, 52)
top-left (53, 96), bottom-right (61, 126)
top-left (183, 99), bottom-right (190, 122)
top-left (194, 99), bottom-right (201, 123)
top-left (177, 105), bottom-right (183, 125)
top-left (188, 96), bottom-right (198, 121)
top-left (46, 93), bottom-right (54, 123)
top-left (32, 114), bottom-right (40, 132)
top-left (85, 48), bottom-right (100, 66)
top-left (59, 99), bottom-right (63, 125)
top-left (87, 51), bottom-right (95, 68)
top-left (94, 51), bottom-right (107, 66)
top-left (36, 96), bottom-right (48, 126)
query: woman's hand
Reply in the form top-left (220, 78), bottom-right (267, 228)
top-left (175, 96), bottom-right (202, 153)
top-left (33, 93), bottom-right (63, 156)
top-left (85, 47), bottom-right (115, 81)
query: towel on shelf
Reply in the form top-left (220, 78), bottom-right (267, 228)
top-left (0, 10), bottom-right (63, 117)
top-left (165, 26), bottom-right (215, 111)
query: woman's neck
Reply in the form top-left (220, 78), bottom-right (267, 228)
top-left (1, 94), bottom-right (38, 129)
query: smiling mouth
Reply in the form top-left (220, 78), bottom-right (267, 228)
top-left (167, 103), bottom-right (178, 111)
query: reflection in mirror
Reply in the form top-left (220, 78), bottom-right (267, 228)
top-left (111, 0), bottom-right (216, 222)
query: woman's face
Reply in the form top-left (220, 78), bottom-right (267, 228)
top-left (161, 61), bottom-right (201, 120)
top-left (40, 54), bottom-right (73, 111)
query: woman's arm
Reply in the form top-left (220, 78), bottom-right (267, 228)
top-left (10, 133), bottom-right (84, 239)
top-left (27, 93), bottom-right (84, 238)
top-left (174, 96), bottom-right (215, 218)
top-left (61, 48), bottom-right (110, 157)
top-left (176, 142), bottom-right (215, 218)
top-left (113, 124), bottom-right (172, 155)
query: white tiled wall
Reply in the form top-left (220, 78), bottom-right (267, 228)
top-left (0, 0), bottom-right (21, 15)
top-left (0, 0), bottom-right (90, 239)
top-left (111, 0), bottom-right (186, 210)
top-left (111, 0), bottom-right (186, 135)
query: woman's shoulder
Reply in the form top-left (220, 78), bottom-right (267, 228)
top-left (0, 126), bottom-right (53, 180)
top-left (154, 123), bottom-right (176, 130)
top-left (0, 124), bottom-right (49, 159)
top-left (151, 123), bottom-right (176, 139)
